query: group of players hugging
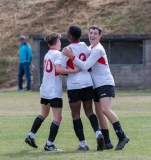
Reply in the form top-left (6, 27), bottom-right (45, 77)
top-left (25, 25), bottom-right (129, 152)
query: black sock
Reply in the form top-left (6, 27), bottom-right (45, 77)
top-left (88, 114), bottom-right (100, 132)
top-left (31, 115), bottom-right (44, 134)
top-left (101, 129), bottom-right (111, 144)
top-left (112, 121), bottom-right (126, 140)
top-left (73, 119), bottom-right (85, 141)
top-left (48, 120), bottom-right (60, 142)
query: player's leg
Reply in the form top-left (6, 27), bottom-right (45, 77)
top-left (99, 97), bottom-right (129, 150)
top-left (18, 63), bottom-right (24, 90)
top-left (82, 86), bottom-right (104, 151)
top-left (83, 100), bottom-right (104, 151)
top-left (25, 98), bottom-right (50, 148)
top-left (94, 101), bottom-right (113, 150)
top-left (67, 89), bottom-right (88, 151)
top-left (23, 62), bottom-right (31, 91)
top-left (70, 101), bottom-right (89, 151)
top-left (44, 98), bottom-right (63, 151)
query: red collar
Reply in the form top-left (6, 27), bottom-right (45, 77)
top-left (70, 42), bottom-right (80, 44)
top-left (91, 42), bottom-right (100, 49)
top-left (50, 48), bottom-right (57, 50)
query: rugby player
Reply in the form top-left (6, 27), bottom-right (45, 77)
top-left (60, 26), bottom-right (105, 151)
top-left (63, 25), bottom-right (130, 150)
top-left (25, 33), bottom-right (80, 151)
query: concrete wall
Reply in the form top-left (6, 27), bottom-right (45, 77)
top-left (144, 40), bottom-right (151, 88)
top-left (110, 39), bottom-right (151, 89)
top-left (32, 40), bottom-right (40, 90)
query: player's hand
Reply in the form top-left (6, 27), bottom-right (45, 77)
top-left (74, 66), bottom-right (81, 73)
top-left (62, 47), bottom-right (74, 59)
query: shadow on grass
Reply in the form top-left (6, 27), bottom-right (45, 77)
top-left (2, 148), bottom-right (96, 159)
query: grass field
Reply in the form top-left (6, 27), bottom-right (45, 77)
top-left (0, 90), bottom-right (151, 160)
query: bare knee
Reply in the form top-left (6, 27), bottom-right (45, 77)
top-left (101, 105), bottom-right (110, 115)
top-left (83, 105), bottom-right (93, 117)
top-left (71, 111), bottom-right (80, 120)
top-left (54, 115), bottom-right (62, 124)
top-left (85, 110), bottom-right (94, 117)
top-left (40, 104), bottom-right (50, 118)
top-left (83, 101), bottom-right (93, 117)
top-left (40, 112), bottom-right (49, 119)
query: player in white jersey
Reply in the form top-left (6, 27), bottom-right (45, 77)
top-left (25, 33), bottom-right (80, 151)
top-left (60, 26), bottom-right (104, 151)
top-left (63, 25), bottom-right (130, 151)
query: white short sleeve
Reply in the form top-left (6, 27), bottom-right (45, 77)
top-left (54, 53), bottom-right (61, 65)
top-left (61, 54), bottom-right (69, 68)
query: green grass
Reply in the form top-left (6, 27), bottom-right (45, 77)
top-left (0, 91), bottom-right (151, 160)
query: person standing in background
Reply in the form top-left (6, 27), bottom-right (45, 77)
top-left (18, 35), bottom-right (33, 91)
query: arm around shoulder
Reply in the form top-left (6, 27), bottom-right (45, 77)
top-left (55, 64), bottom-right (80, 74)
top-left (73, 49), bottom-right (101, 70)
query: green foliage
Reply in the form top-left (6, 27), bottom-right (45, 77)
top-left (101, 7), bottom-right (147, 34)
top-left (134, 18), bottom-right (150, 32)
top-left (101, 8), bottom-right (127, 25)
top-left (0, 91), bottom-right (151, 160)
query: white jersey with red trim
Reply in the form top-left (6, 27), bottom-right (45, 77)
top-left (73, 43), bottom-right (115, 88)
top-left (61, 42), bottom-right (93, 90)
top-left (40, 49), bottom-right (62, 99)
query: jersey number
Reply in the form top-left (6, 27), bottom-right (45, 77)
top-left (44, 59), bottom-right (53, 73)
top-left (67, 53), bottom-right (86, 69)
top-left (79, 53), bottom-right (86, 61)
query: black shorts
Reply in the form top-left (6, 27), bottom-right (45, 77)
top-left (94, 85), bottom-right (115, 102)
top-left (40, 98), bottom-right (63, 108)
top-left (67, 86), bottom-right (94, 103)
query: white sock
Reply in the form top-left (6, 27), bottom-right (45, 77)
top-left (47, 140), bottom-right (53, 146)
top-left (80, 140), bottom-right (87, 147)
top-left (96, 130), bottom-right (102, 138)
top-left (29, 132), bottom-right (35, 138)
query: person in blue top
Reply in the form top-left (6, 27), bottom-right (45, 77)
top-left (18, 35), bottom-right (33, 91)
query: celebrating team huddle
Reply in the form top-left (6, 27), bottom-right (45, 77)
top-left (25, 25), bottom-right (129, 152)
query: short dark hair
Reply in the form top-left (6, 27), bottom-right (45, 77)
top-left (44, 32), bottom-right (61, 46)
top-left (89, 25), bottom-right (102, 35)
top-left (68, 26), bottom-right (81, 40)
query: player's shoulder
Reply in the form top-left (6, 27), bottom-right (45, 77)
top-left (44, 50), bottom-right (50, 58)
top-left (54, 50), bottom-right (61, 54)
top-left (45, 50), bottom-right (61, 60)
top-left (79, 41), bottom-right (87, 45)
top-left (78, 42), bottom-right (88, 49)
top-left (51, 50), bottom-right (62, 59)
top-left (95, 43), bottom-right (105, 52)
top-left (55, 50), bottom-right (62, 57)
top-left (68, 42), bottom-right (87, 47)
top-left (48, 50), bottom-right (61, 54)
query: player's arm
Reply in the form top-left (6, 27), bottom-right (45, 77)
top-left (63, 47), bottom-right (101, 70)
top-left (55, 64), bottom-right (80, 74)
